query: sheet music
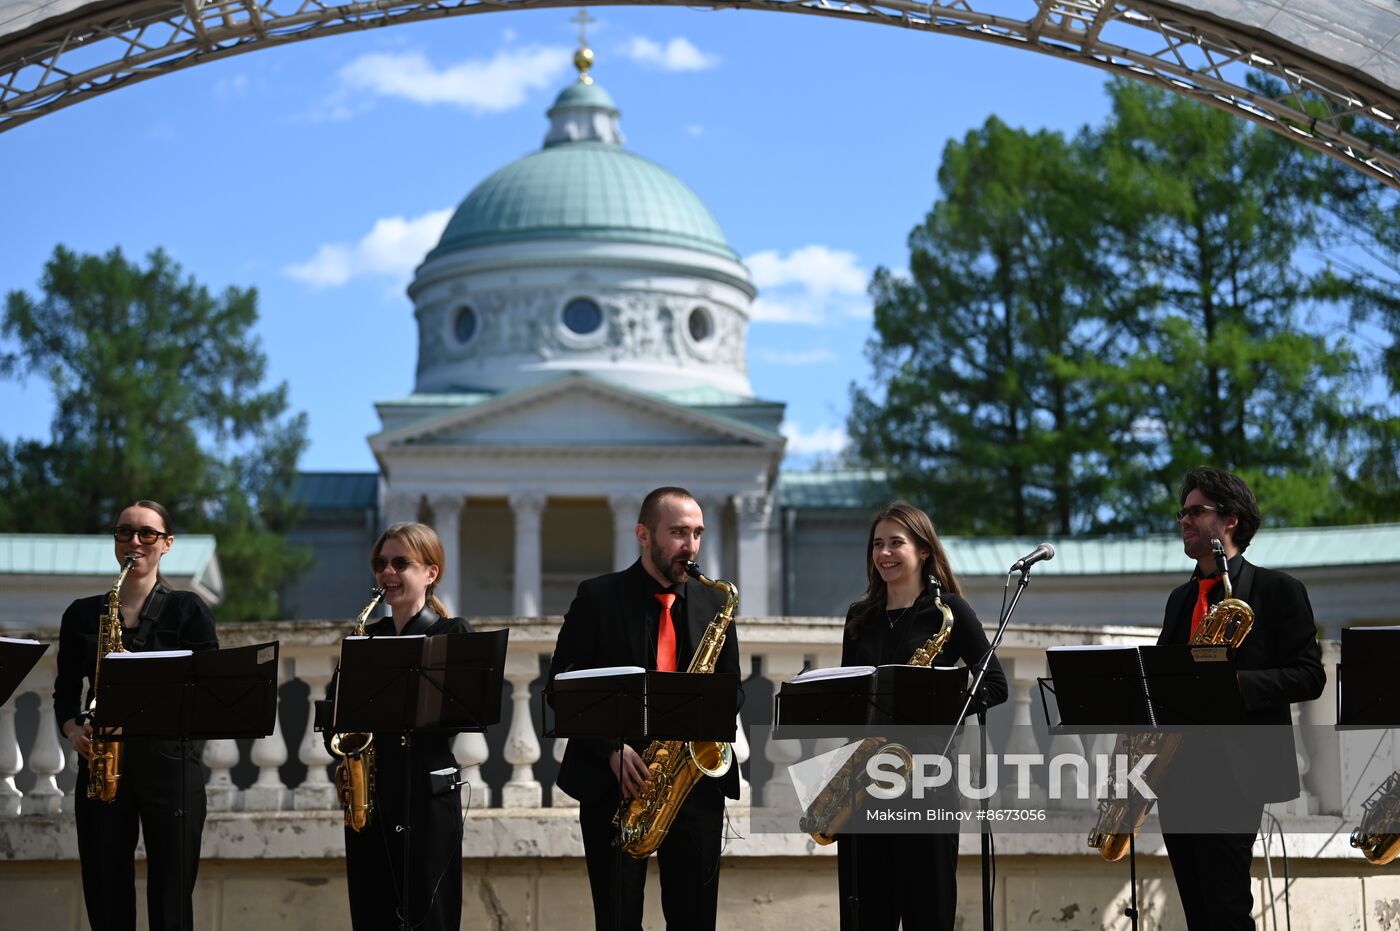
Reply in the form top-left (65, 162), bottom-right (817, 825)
top-left (106, 650), bottom-right (193, 659)
top-left (790, 665), bottom-right (875, 683)
top-left (0, 637), bottom-right (40, 646)
top-left (555, 666), bottom-right (646, 680)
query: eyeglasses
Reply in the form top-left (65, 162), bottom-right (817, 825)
top-left (112, 525), bottom-right (170, 544)
top-left (1174, 504), bottom-right (1223, 522)
top-left (372, 555), bottom-right (418, 573)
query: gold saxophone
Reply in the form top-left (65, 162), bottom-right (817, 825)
top-left (330, 586), bottom-right (386, 832)
top-left (1351, 772), bottom-right (1400, 865)
top-left (801, 579), bottom-right (956, 844)
top-left (1087, 538), bottom-right (1254, 861)
top-left (86, 554), bottom-right (136, 802)
top-left (617, 561), bottom-right (738, 859)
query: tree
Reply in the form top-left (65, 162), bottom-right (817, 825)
top-left (849, 117), bottom-right (1141, 535)
top-left (1, 245), bottom-right (309, 621)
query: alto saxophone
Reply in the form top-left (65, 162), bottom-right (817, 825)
top-left (87, 554), bottom-right (136, 802)
top-left (1351, 772), bottom-right (1400, 865)
top-left (1087, 538), bottom-right (1254, 861)
top-left (330, 586), bottom-right (386, 832)
top-left (801, 578), bottom-right (956, 844)
top-left (617, 561), bottom-right (738, 859)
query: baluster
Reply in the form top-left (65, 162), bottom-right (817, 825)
top-left (24, 700), bottom-right (66, 815)
top-left (501, 651), bottom-right (542, 808)
top-left (1291, 704), bottom-right (1317, 815)
top-left (551, 737), bottom-right (576, 808)
top-left (761, 652), bottom-right (805, 811)
top-left (732, 712), bottom-right (751, 807)
top-left (1004, 655), bottom-right (1046, 807)
top-left (62, 749), bottom-right (78, 815)
top-left (244, 673), bottom-right (289, 810)
top-left (204, 739), bottom-right (241, 812)
top-left (294, 659), bottom-right (336, 811)
top-left (453, 731), bottom-right (492, 810)
top-left (0, 702), bottom-right (23, 816)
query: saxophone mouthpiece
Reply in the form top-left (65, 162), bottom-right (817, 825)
top-left (684, 561), bottom-right (703, 580)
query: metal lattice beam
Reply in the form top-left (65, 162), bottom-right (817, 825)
top-left (2, 0), bottom-right (1398, 188)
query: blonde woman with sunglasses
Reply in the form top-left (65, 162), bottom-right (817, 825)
top-left (53, 499), bottom-right (219, 931)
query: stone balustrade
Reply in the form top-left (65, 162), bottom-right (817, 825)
top-left (0, 617), bottom-right (1358, 861)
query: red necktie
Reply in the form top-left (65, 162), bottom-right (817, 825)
top-left (655, 592), bottom-right (677, 672)
top-left (1189, 577), bottom-right (1219, 640)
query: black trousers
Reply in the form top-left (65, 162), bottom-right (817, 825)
top-left (836, 832), bottom-right (958, 931)
top-left (74, 740), bottom-right (207, 931)
top-left (579, 788), bottom-right (724, 931)
top-left (1160, 798), bottom-right (1265, 931)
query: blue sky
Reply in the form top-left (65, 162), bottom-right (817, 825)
top-left (0, 7), bottom-right (1115, 471)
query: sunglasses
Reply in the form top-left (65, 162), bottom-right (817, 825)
top-left (1174, 504), bottom-right (1223, 522)
top-left (112, 525), bottom-right (170, 544)
top-left (372, 555), bottom-right (418, 573)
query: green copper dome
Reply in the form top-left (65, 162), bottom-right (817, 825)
top-left (428, 81), bottom-right (737, 262)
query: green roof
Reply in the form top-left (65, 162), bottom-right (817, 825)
top-left (0, 533), bottom-right (223, 601)
top-left (430, 142), bottom-right (737, 261)
top-left (779, 470), bottom-right (895, 509)
top-left (942, 523), bottom-right (1400, 577)
top-left (291, 472), bottom-right (378, 511)
top-left (550, 81), bottom-right (617, 112)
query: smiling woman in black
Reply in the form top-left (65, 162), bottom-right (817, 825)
top-left (836, 502), bottom-right (1007, 931)
top-left (53, 499), bottom-right (219, 931)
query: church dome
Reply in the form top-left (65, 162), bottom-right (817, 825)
top-left (428, 82), bottom-right (737, 262)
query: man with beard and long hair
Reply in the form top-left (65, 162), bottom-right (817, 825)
top-left (547, 486), bottom-right (740, 931)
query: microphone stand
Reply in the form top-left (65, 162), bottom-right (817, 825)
top-left (942, 563), bottom-right (1039, 931)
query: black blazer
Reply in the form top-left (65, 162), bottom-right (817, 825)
top-left (842, 588), bottom-right (1009, 716)
top-left (547, 560), bottom-right (741, 804)
top-left (1158, 558), bottom-right (1325, 803)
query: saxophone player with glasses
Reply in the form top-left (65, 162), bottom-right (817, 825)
top-left (325, 521), bottom-right (473, 931)
top-left (834, 502), bottom-right (1007, 931)
top-left (546, 487), bottom-right (741, 931)
top-left (53, 500), bottom-right (218, 931)
top-left (1156, 468), bottom-right (1324, 930)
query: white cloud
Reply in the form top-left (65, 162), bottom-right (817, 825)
top-left (755, 348), bottom-right (837, 366)
top-left (337, 46), bottom-right (573, 113)
top-left (781, 422), bottom-right (850, 457)
top-left (621, 36), bottom-right (719, 72)
top-left (684, 124), bottom-right (705, 138)
top-left (286, 208), bottom-right (453, 289)
top-left (744, 245), bottom-right (871, 326)
top-left (749, 297), bottom-right (823, 326)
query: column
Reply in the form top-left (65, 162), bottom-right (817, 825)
top-left (510, 493), bottom-right (544, 617)
top-left (453, 731), bottom-right (492, 809)
top-left (383, 490), bottom-right (420, 528)
top-left (500, 650), bottom-right (542, 807)
top-left (698, 496), bottom-right (726, 581)
top-left (24, 702), bottom-right (66, 815)
top-left (428, 493), bottom-right (465, 616)
top-left (609, 494), bottom-right (642, 572)
top-left (735, 492), bottom-right (773, 616)
top-left (294, 656), bottom-right (337, 811)
top-left (0, 701), bottom-right (23, 816)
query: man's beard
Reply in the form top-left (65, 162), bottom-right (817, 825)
top-left (649, 539), bottom-right (688, 584)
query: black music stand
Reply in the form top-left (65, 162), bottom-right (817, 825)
top-left (1338, 627), bottom-right (1400, 728)
top-left (1042, 643), bottom-right (1247, 931)
top-left (544, 667), bottom-right (740, 931)
top-left (0, 637), bottom-right (49, 707)
top-left (774, 664), bottom-right (969, 931)
top-left (96, 641), bottom-right (280, 931)
top-left (329, 629), bottom-right (508, 931)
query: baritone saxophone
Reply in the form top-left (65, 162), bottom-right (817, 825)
top-left (800, 577), bottom-right (956, 844)
top-left (1087, 538), bottom-right (1254, 861)
top-left (86, 554), bottom-right (136, 802)
top-left (1351, 772), bottom-right (1400, 865)
top-left (617, 561), bottom-right (738, 859)
top-left (330, 586), bottom-right (386, 832)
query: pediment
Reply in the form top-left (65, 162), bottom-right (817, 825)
top-left (371, 374), bottom-right (779, 452)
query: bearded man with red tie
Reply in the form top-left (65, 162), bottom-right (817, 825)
top-left (1157, 468), bottom-right (1325, 929)
top-left (547, 486), bottom-right (741, 931)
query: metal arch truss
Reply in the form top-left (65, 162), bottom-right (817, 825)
top-left (3, 0), bottom-right (1400, 187)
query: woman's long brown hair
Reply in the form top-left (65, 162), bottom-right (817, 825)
top-left (845, 501), bottom-right (961, 639)
top-left (371, 522), bottom-right (449, 618)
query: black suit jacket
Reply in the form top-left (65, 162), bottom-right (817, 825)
top-left (1157, 558), bottom-right (1325, 803)
top-left (547, 560), bottom-right (742, 804)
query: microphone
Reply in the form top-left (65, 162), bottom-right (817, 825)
top-left (1009, 543), bottom-right (1056, 572)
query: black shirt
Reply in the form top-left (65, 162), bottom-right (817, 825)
top-left (53, 582), bottom-right (219, 728)
top-left (639, 569), bottom-right (691, 668)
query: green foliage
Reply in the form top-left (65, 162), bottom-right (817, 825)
top-left (0, 245), bottom-right (309, 621)
top-left (852, 80), bottom-right (1397, 534)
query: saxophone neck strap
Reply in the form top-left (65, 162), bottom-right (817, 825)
top-left (131, 583), bottom-right (171, 650)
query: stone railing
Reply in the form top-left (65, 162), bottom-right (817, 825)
top-left (0, 618), bottom-right (1358, 859)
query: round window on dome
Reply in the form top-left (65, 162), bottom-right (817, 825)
top-left (454, 305), bottom-right (478, 345)
top-left (563, 298), bottom-right (603, 335)
top-left (687, 306), bottom-right (714, 343)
